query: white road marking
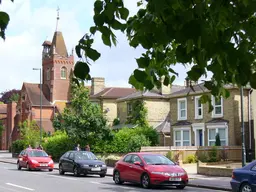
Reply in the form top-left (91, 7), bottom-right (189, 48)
top-left (28, 171), bottom-right (77, 181)
top-left (5, 183), bottom-right (34, 191)
top-left (90, 181), bottom-right (101, 184)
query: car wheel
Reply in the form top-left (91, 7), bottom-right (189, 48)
top-left (176, 185), bottom-right (186, 189)
top-left (114, 171), bottom-right (123, 184)
top-left (141, 173), bottom-right (151, 189)
top-left (49, 169), bottom-right (53, 172)
top-left (17, 162), bottom-right (21, 170)
top-left (59, 164), bottom-right (65, 175)
top-left (240, 183), bottom-right (252, 192)
top-left (26, 163), bottom-right (31, 171)
top-left (73, 166), bottom-right (80, 177)
top-left (100, 174), bottom-right (106, 178)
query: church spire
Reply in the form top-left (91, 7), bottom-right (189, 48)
top-left (56, 6), bottom-right (60, 31)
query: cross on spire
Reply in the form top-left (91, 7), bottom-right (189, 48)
top-left (56, 6), bottom-right (60, 31)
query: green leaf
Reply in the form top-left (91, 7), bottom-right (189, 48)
top-left (155, 51), bottom-right (165, 64)
top-left (176, 45), bottom-right (192, 63)
top-left (74, 61), bottom-right (90, 80)
top-left (250, 72), bottom-right (256, 89)
top-left (93, 13), bottom-right (105, 26)
top-left (163, 76), bottom-right (170, 86)
top-left (186, 39), bottom-right (194, 54)
top-left (200, 94), bottom-right (210, 104)
top-left (94, 0), bottom-right (104, 14)
top-left (90, 26), bottom-right (97, 34)
top-left (136, 57), bottom-right (150, 68)
top-left (134, 69), bottom-right (147, 83)
top-left (187, 65), bottom-right (205, 81)
top-left (85, 47), bottom-right (101, 61)
top-left (144, 80), bottom-right (154, 90)
top-left (75, 45), bottom-right (82, 58)
top-left (119, 7), bottom-right (129, 20)
top-left (169, 68), bottom-right (178, 76)
top-left (128, 75), bottom-right (144, 90)
top-left (102, 34), bottom-right (111, 47)
top-left (170, 75), bottom-right (176, 84)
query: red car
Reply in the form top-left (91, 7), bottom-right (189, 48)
top-left (113, 152), bottom-right (188, 189)
top-left (17, 149), bottom-right (54, 171)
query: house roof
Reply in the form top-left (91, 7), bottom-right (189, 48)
top-left (206, 118), bottom-right (229, 124)
top-left (49, 31), bottom-right (68, 57)
top-left (0, 104), bottom-right (7, 114)
top-left (155, 120), bottom-right (171, 133)
top-left (90, 87), bottom-right (136, 99)
top-left (172, 121), bottom-right (192, 126)
top-left (170, 82), bottom-right (251, 97)
top-left (35, 119), bottom-right (55, 133)
top-left (117, 90), bottom-right (167, 101)
top-left (23, 83), bottom-right (52, 106)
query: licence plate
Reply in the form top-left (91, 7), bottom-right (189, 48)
top-left (169, 177), bottom-right (182, 181)
top-left (40, 164), bottom-right (48, 167)
top-left (91, 167), bottom-right (101, 171)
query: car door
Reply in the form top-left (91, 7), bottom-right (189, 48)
top-left (61, 152), bottom-right (70, 171)
top-left (119, 154), bottom-right (133, 181)
top-left (129, 155), bottom-right (144, 182)
top-left (18, 150), bottom-right (25, 167)
top-left (22, 150), bottom-right (29, 167)
top-left (249, 164), bottom-right (256, 190)
top-left (66, 152), bottom-right (75, 172)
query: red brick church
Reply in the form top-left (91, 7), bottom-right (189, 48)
top-left (0, 16), bottom-right (135, 150)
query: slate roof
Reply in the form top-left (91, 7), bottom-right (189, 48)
top-left (172, 121), bottom-right (192, 127)
top-left (0, 104), bottom-right (7, 114)
top-left (23, 83), bottom-right (52, 106)
top-left (206, 118), bottom-right (229, 124)
top-left (90, 87), bottom-right (136, 99)
top-left (155, 120), bottom-right (171, 133)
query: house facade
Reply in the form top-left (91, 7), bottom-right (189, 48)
top-left (169, 82), bottom-right (253, 152)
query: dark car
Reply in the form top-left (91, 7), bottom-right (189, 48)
top-left (113, 152), bottom-right (188, 189)
top-left (230, 160), bottom-right (256, 192)
top-left (59, 150), bottom-right (107, 177)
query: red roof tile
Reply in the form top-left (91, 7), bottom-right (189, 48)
top-left (0, 104), bottom-right (7, 114)
top-left (35, 119), bottom-right (54, 133)
top-left (23, 83), bottom-right (51, 106)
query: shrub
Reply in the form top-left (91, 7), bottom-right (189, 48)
top-left (197, 152), bottom-right (208, 162)
top-left (43, 131), bottom-right (73, 161)
top-left (127, 134), bottom-right (151, 152)
top-left (184, 154), bottom-right (198, 163)
top-left (208, 146), bottom-right (219, 162)
top-left (11, 140), bottom-right (27, 154)
top-left (113, 118), bottom-right (120, 126)
top-left (165, 151), bottom-right (173, 161)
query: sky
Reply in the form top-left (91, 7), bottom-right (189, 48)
top-left (0, 0), bottom-right (210, 92)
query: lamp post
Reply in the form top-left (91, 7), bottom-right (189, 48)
top-left (240, 86), bottom-right (246, 167)
top-left (33, 68), bottom-right (42, 144)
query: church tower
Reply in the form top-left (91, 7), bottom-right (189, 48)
top-left (41, 8), bottom-right (74, 103)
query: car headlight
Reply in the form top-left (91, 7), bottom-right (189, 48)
top-left (151, 172), bottom-right (186, 177)
top-left (48, 160), bottom-right (54, 164)
top-left (102, 164), bottom-right (106, 168)
top-left (151, 171), bottom-right (170, 176)
top-left (31, 160), bottom-right (38, 164)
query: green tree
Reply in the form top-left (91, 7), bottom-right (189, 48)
top-left (0, 120), bottom-right (4, 137)
top-left (19, 120), bottom-right (40, 147)
top-left (0, 0), bottom-right (13, 40)
top-left (127, 100), bottom-right (148, 127)
top-left (54, 79), bottom-right (113, 146)
top-left (215, 133), bottom-right (221, 146)
top-left (73, 0), bottom-right (256, 110)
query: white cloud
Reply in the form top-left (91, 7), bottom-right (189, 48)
top-left (0, 0), bottom-right (209, 93)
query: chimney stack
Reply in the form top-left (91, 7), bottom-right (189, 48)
top-left (91, 77), bottom-right (105, 95)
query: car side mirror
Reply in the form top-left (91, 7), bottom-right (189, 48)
top-left (134, 161), bottom-right (142, 166)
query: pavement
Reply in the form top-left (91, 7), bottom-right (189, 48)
top-left (0, 151), bottom-right (232, 191)
top-left (0, 162), bottom-right (228, 192)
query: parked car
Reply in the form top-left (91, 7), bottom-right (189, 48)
top-left (17, 149), bottom-right (54, 171)
top-left (59, 150), bottom-right (107, 177)
top-left (230, 160), bottom-right (256, 192)
top-left (113, 152), bottom-right (188, 189)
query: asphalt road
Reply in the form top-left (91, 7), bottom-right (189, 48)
top-left (0, 162), bottom-right (226, 192)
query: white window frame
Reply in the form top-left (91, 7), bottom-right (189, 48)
top-left (173, 127), bottom-right (191, 146)
top-left (192, 123), bottom-right (205, 146)
top-left (61, 67), bottom-right (67, 79)
top-left (194, 96), bottom-right (203, 119)
top-left (177, 98), bottom-right (187, 120)
top-left (46, 68), bottom-right (50, 81)
top-left (211, 96), bottom-right (223, 118)
top-left (206, 123), bottom-right (228, 146)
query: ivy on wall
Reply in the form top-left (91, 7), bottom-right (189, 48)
top-left (0, 120), bottom-right (4, 137)
top-left (126, 100), bottom-right (148, 127)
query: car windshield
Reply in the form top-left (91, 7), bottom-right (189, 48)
top-left (74, 152), bottom-right (97, 160)
top-left (27, 150), bottom-right (48, 157)
top-left (141, 154), bottom-right (175, 165)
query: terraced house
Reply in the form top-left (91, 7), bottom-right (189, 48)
top-left (169, 80), bottom-right (254, 153)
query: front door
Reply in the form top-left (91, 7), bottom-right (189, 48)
top-left (196, 129), bottom-right (203, 146)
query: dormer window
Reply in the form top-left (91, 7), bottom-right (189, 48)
top-left (61, 67), bottom-right (67, 79)
top-left (46, 68), bottom-right (50, 80)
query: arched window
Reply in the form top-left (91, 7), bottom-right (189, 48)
top-left (61, 67), bottom-right (67, 79)
top-left (46, 68), bottom-right (50, 80)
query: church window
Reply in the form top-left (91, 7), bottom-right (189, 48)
top-left (61, 67), bottom-right (67, 79)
